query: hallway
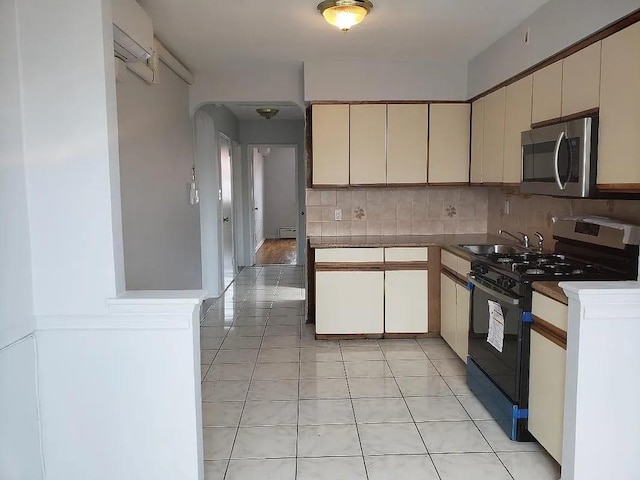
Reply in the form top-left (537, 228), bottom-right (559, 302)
top-left (199, 266), bottom-right (560, 480)
top-left (255, 239), bottom-right (297, 265)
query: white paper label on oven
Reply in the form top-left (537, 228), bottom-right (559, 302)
top-left (487, 300), bottom-right (505, 353)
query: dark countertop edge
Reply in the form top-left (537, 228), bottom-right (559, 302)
top-left (532, 282), bottom-right (569, 305)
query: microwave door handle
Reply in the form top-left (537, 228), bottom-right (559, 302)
top-left (553, 131), bottom-right (566, 190)
top-left (468, 275), bottom-right (521, 306)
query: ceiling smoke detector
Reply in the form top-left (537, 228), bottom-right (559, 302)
top-left (256, 108), bottom-right (280, 120)
top-left (317, 0), bottom-right (373, 32)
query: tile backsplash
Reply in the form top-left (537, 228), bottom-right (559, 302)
top-left (306, 187), bottom-right (489, 237)
top-left (487, 187), bottom-right (640, 247)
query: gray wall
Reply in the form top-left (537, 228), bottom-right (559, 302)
top-left (117, 63), bottom-right (202, 290)
top-left (202, 105), bottom-right (240, 143)
top-left (263, 147), bottom-right (297, 239)
top-left (468, 0), bottom-right (640, 97)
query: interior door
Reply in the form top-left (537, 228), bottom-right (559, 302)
top-left (219, 134), bottom-right (235, 288)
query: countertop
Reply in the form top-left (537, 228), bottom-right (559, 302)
top-left (309, 234), bottom-right (505, 252)
top-left (531, 282), bottom-right (569, 305)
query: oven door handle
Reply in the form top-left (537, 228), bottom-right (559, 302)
top-left (468, 275), bottom-right (521, 306)
top-left (553, 131), bottom-right (567, 191)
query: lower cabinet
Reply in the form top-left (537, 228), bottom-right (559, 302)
top-left (315, 247), bottom-right (429, 336)
top-left (528, 292), bottom-right (568, 465)
top-left (440, 272), bottom-right (470, 362)
top-left (529, 330), bottom-right (566, 464)
top-left (385, 270), bottom-right (429, 333)
top-left (316, 270), bottom-right (384, 335)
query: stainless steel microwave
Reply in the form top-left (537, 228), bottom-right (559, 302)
top-left (521, 116), bottom-right (598, 197)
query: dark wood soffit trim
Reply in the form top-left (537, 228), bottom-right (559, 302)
top-left (441, 266), bottom-right (468, 287)
top-left (532, 315), bottom-right (567, 350)
top-left (469, 9), bottom-right (640, 103)
top-left (309, 100), bottom-right (471, 105)
top-left (315, 262), bottom-right (384, 271)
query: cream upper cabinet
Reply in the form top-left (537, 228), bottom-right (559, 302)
top-left (562, 41), bottom-right (601, 117)
top-left (532, 60), bottom-right (563, 124)
top-left (470, 98), bottom-right (484, 183)
top-left (428, 103), bottom-right (471, 184)
top-left (482, 87), bottom-right (506, 183)
top-left (387, 104), bottom-right (429, 184)
top-left (598, 22), bottom-right (640, 190)
top-left (350, 104), bottom-right (387, 185)
top-left (503, 76), bottom-right (533, 184)
top-left (312, 104), bottom-right (349, 186)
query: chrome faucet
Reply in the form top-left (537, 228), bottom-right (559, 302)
top-left (499, 229), bottom-right (530, 248)
top-left (534, 232), bottom-right (544, 252)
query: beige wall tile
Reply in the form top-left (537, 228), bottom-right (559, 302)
top-left (321, 222), bottom-right (337, 236)
top-left (336, 221), bottom-right (352, 236)
top-left (308, 222), bottom-right (322, 236)
top-left (307, 206), bottom-right (323, 222)
top-left (307, 189), bottom-right (322, 206)
top-left (351, 222), bottom-right (367, 236)
top-left (367, 222), bottom-right (382, 235)
top-left (320, 190), bottom-right (337, 205)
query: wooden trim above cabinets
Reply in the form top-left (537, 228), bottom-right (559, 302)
top-left (310, 100), bottom-right (471, 105)
top-left (532, 315), bottom-right (567, 350)
top-left (315, 262), bottom-right (385, 272)
top-left (469, 9), bottom-right (640, 102)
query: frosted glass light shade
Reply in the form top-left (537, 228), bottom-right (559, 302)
top-left (318, 1), bottom-right (373, 31)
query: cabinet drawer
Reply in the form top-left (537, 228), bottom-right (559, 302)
top-left (385, 247), bottom-right (428, 262)
top-left (532, 292), bottom-right (568, 331)
top-left (315, 248), bottom-right (384, 263)
top-left (441, 250), bottom-right (470, 277)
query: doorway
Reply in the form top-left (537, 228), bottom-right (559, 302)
top-left (219, 134), bottom-right (236, 288)
top-left (251, 145), bottom-right (298, 265)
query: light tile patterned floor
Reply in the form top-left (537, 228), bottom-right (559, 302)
top-left (200, 265), bottom-right (561, 480)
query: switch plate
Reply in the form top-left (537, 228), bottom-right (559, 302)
top-left (334, 208), bottom-right (342, 221)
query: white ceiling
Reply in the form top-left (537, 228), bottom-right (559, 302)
top-left (138, 0), bottom-right (550, 73)
top-left (224, 102), bottom-right (304, 120)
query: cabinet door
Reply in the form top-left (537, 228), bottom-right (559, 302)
top-left (598, 22), bottom-right (640, 190)
top-left (385, 270), bottom-right (428, 333)
top-left (455, 283), bottom-right (470, 363)
top-left (562, 41), bottom-right (601, 117)
top-left (312, 104), bottom-right (349, 186)
top-left (482, 88), bottom-right (506, 183)
top-left (503, 76), bottom-right (532, 184)
top-left (528, 330), bottom-right (566, 464)
top-left (440, 273), bottom-right (457, 349)
top-left (428, 103), bottom-right (470, 184)
top-left (470, 98), bottom-right (484, 183)
top-left (316, 271), bottom-right (384, 335)
top-left (350, 104), bottom-right (386, 185)
top-left (532, 61), bottom-right (563, 124)
top-left (387, 104), bottom-right (429, 184)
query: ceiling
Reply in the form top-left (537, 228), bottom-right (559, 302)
top-left (224, 102), bottom-right (304, 121)
top-left (138, 0), bottom-right (550, 72)
top-left (138, 0), bottom-right (550, 119)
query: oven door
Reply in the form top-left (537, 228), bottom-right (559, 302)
top-left (467, 275), bottom-right (525, 403)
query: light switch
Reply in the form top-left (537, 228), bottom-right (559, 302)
top-left (334, 209), bottom-right (342, 221)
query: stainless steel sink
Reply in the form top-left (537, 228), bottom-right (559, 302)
top-left (460, 244), bottom-right (526, 255)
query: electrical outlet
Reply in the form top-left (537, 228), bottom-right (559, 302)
top-left (334, 208), bottom-right (342, 221)
top-left (504, 200), bottom-right (511, 215)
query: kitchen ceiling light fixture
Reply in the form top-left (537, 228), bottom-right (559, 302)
top-left (256, 108), bottom-right (280, 120)
top-left (317, 0), bottom-right (373, 32)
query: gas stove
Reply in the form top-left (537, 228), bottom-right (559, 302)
top-left (475, 251), bottom-right (624, 283)
top-left (466, 216), bottom-right (640, 442)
